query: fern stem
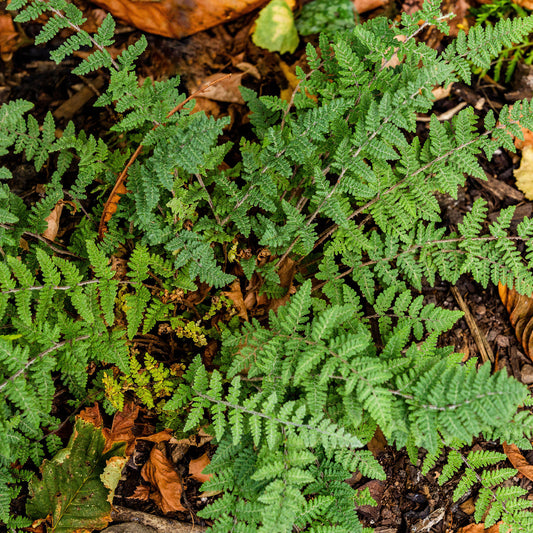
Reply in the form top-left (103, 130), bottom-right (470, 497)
top-left (195, 173), bottom-right (221, 225)
top-left (314, 235), bottom-right (529, 292)
top-left (47, 6), bottom-right (120, 71)
top-left (193, 389), bottom-right (362, 447)
top-left (0, 334), bottom-right (92, 393)
top-left (0, 223), bottom-right (82, 258)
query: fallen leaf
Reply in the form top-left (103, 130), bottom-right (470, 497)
top-left (189, 452), bottom-right (212, 483)
top-left (141, 446), bottom-right (186, 513)
top-left (131, 483), bottom-right (151, 501)
top-left (0, 14), bottom-right (20, 62)
top-left (140, 429), bottom-right (173, 444)
top-left (514, 0), bottom-right (533, 11)
top-left (353, 0), bottom-right (388, 14)
top-left (503, 442), bottom-right (533, 482)
top-left (26, 418), bottom-right (126, 532)
top-left (459, 497), bottom-right (476, 515)
top-left (42, 201), bottom-right (65, 241)
top-left (102, 401), bottom-right (140, 455)
top-left (367, 427), bottom-right (388, 457)
top-left (514, 144), bottom-right (533, 199)
top-left (89, 0), bottom-right (267, 39)
top-left (222, 279), bottom-right (249, 320)
top-left (457, 522), bottom-right (503, 533)
top-left (193, 73), bottom-right (245, 104)
top-left (79, 402), bottom-right (104, 427)
top-left (101, 455), bottom-right (128, 504)
top-left (498, 282), bottom-right (533, 361)
top-left (267, 256), bottom-right (296, 312)
top-left (252, 0), bottom-right (299, 54)
top-left (382, 34), bottom-right (407, 69)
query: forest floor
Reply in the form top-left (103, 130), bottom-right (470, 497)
top-left (3, 0), bottom-right (533, 531)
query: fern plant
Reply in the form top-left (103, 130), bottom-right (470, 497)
top-left (2, 0), bottom-right (533, 530)
top-left (470, 0), bottom-right (533, 83)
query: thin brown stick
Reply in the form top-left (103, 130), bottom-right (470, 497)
top-left (451, 286), bottom-right (494, 364)
top-left (111, 506), bottom-right (206, 533)
top-left (0, 223), bottom-right (82, 258)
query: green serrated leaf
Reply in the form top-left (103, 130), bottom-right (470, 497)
top-left (26, 418), bottom-right (126, 533)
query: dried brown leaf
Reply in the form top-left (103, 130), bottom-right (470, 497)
top-left (141, 446), bottom-right (186, 513)
top-left (194, 73), bottom-right (245, 104)
top-left (0, 14), bottom-right (20, 61)
top-left (139, 429), bottom-right (174, 444)
top-left (498, 283), bottom-right (533, 361)
top-left (42, 201), bottom-right (65, 242)
top-left (88, 0), bottom-right (267, 39)
top-left (131, 484), bottom-right (151, 501)
top-left (457, 522), bottom-right (503, 533)
top-left (222, 280), bottom-right (249, 320)
top-left (353, 0), bottom-right (388, 13)
top-left (79, 403), bottom-right (104, 428)
top-left (503, 442), bottom-right (533, 482)
top-left (188, 452), bottom-right (212, 484)
top-left (102, 401), bottom-right (139, 455)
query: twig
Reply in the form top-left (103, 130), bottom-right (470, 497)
top-left (451, 286), bottom-right (494, 364)
top-left (0, 223), bottom-right (82, 258)
top-left (111, 506), bottom-right (206, 533)
top-left (195, 174), bottom-right (221, 225)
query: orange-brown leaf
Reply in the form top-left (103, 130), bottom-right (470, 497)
top-left (102, 401), bottom-right (139, 455)
top-left (42, 201), bottom-right (65, 242)
top-left (99, 180), bottom-right (129, 226)
top-left (188, 452), bottom-right (212, 484)
top-left (141, 446), bottom-right (185, 513)
top-left (78, 403), bottom-right (104, 428)
top-left (88, 0), bottom-right (267, 39)
top-left (140, 429), bottom-right (173, 444)
top-left (503, 442), bottom-right (533, 482)
top-left (222, 280), bottom-right (248, 320)
top-left (457, 522), bottom-right (503, 533)
top-left (498, 283), bottom-right (533, 361)
top-left (0, 14), bottom-right (20, 61)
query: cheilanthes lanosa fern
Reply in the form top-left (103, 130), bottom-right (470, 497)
top-left (2, 0), bottom-right (533, 529)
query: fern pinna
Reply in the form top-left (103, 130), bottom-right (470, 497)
top-left (2, 0), bottom-right (533, 529)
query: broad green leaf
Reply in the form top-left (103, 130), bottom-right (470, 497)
top-left (26, 418), bottom-right (126, 533)
top-left (252, 0), bottom-right (299, 54)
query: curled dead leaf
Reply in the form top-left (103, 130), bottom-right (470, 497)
top-left (141, 446), bottom-right (186, 513)
top-left (498, 283), bottom-right (533, 362)
top-left (79, 403), bottom-right (104, 427)
top-left (188, 452), bottom-right (212, 484)
top-left (79, 402), bottom-right (140, 455)
top-left (42, 201), bottom-right (65, 242)
top-left (102, 401), bottom-right (139, 455)
top-left (222, 280), bottom-right (249, 320)
top-left (0, 14), bottom-right (20, 62)
top-left (503, 442), bottom-right (533, 482)
top-left (139, 429), bottom-right (173, 444)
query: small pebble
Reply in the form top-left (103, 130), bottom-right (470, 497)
top-left (521, 364), bottom-right (533, 384)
